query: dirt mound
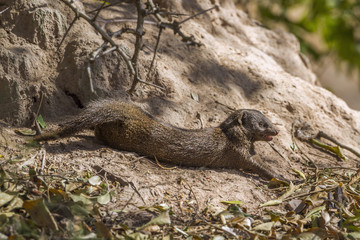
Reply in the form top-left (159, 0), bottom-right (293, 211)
top-left (1, 0), bottom-right (360, 213)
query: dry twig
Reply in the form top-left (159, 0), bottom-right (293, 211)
top-left (58, 0), bottom-right (215, 93)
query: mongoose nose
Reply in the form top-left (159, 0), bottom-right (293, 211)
top-left (275, 129), bottom-right (279, 135)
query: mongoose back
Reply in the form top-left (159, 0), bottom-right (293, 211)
top-left (35, 100), bottom-right (280, 180)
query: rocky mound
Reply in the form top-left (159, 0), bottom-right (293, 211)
top-left (1, 0), bottom-right (359, 211)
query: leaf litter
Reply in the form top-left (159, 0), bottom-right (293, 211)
top-left (1, 129), bottom-right (360, 238)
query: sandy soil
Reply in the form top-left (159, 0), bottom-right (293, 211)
top-left (1, 0), bottom-right (360, 224)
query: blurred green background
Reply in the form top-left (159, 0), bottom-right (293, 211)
top-left (235, 0), bottom-right (360, 110)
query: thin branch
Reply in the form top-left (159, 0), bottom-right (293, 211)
top-left (86, 62), bottom-right (94, 93)
top-left (33, 113), bottom-right (42, 135)
top-left (291, 121), bottom-right (318, 169)
top-left (95, 17), bottom-right (157, 26)
top-left (129, 0), bottom-right (146, 92)
top-left (147, 0), bottom-right (164, 23)
top-left (146, 26), bottom-right (163, 80)
top-left (59, 0), bottom-right (135, 75)
top-left (39, 149), bottom-right (47, 175)
top-left (59, 0), bottom-right (206, 93)
top-left (284, 187), bottom-right (335, 201)
top-left (112, 27), bottom-right (137, 38)
top-left (268, 142), bottom-right (292, 167)
top-left (90, 42), bottom-right (109, 61)
top-left (0, 7), bottom-right (9, 15)
top-left (137, 78), bottom-right (165, 90)
top-left (57, 15), bottom-right (78, 52)
top-left (88, 0), bottom-right (126, 13)
top-left (33, 92), bottom-right (44, 134)
top-left (132, 0), bottom-right (146, 64)
top-left (92, 0), bottom-right (106, 22)
top-left (178, 5), bottom-right (219, 25)
top-left (147, 2), bottom-right (217, 46)
top-left (102, 46), bottom-right (117, 55)
top-left (318, 131), bottom-right (360, 159)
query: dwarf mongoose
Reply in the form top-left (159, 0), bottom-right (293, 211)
top-left (35, 100), bottom-right (281, 180)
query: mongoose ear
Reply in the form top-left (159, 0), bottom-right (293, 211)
top-left (237, 111), bottom-right (248, 125)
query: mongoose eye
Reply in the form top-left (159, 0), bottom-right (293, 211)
top-left (259, 122), bottom-right (269, 129)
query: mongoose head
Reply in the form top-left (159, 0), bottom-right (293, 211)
top-left (220, 109), bottom-right (279, 143)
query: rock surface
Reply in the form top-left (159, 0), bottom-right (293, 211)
top-left (1, 0), bottom-right (359, 212)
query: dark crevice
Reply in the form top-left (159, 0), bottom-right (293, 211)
top-left (64, 90), bottom-right (84, 109)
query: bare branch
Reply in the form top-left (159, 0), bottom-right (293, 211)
top-left (92, 0), bottom-right (106, 22)
top-left (58, 0), bottom-right (207, 93)
top-left (146, 1), bottom-right (218, 47)
top-left (137, 78), bottom-right (165, 90)
top-left (86, 62), bottom-right (94, 93)
top-left (178, 5), bottom-right (219, 25)
top-left (88, 0), bottom-right (126, 13)
top-left (0, 7), bottom-right (9, 15)
top-left (57, 15), bottom-right (78, 52)
top-left (129, 0), bottom-right (146, 93)
top-left (146, 26), bottom-right (163, 80)
top-left (59, 0), bottom-right (135, 75)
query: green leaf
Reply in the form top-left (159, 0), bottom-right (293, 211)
top-left (220, 200), bottom-right (243, 205)
top-left (69, 193), bottom-right (93, 205)
top-left (37, 114), bottom-right (46, 129)
top-left (259, 199), bottom-right (283, 207)
top-left (15, 129), bottom-right (37, 136)
top-left (290, 143), bottom-right (297, 151)
top-left (260, 181), bottom-right (301, 207)
top-left (344, 232), bottom-right (360, 240)
top-left (70, 204), bottom-right (91, 218)
top-left (292, 168), bottom-right (307, 180)
top-left (97, 192), bottom-right (111, 205)
top-left (305, 205), bottom-right (326, 219)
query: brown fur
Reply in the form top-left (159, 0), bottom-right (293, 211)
top-left (35, 100), bottom-right (281, 180)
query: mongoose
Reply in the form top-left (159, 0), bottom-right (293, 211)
top-left (35, 100), bottom-right (281, 180)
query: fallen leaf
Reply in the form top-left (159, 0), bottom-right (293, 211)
top-left (259, 199), bottom-right (283, 207)
top-left (253, 221), bottom-right (275, 231)
top-left (220, 200), bottom-right (243, 205)
top-left (286, 199), bottom-right (307, 213)
top-left (88, 175), bottom-right (102, 186)
top-left (292, 169), bottom-right (307, 180)
top-left (97, 192), bottom-right (111, 205)
top-left (305, 205), bottom-right (326, 219)
top-left (15, 129), bottom-right (37, 136)
top-left (0, 192), bottom-right (15, 207)
top-left (137, 211), bottom-right (171, 230)
top-left (3, 195), bottom-right (23, 212)
top-left (95, 221), bottom-right (111, 239)
top-left (23, 198), bottom-right (58, 231)
top-left (69, 193), bottom-right (93, 205)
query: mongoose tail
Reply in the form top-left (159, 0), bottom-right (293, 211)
top-left (34, 100), bottom-right (133, 141)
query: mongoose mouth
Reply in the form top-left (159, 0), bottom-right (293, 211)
top-left (263, 129), bottom-right (279, 141)
top-left (264, 135), bottom-right (274, 141)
